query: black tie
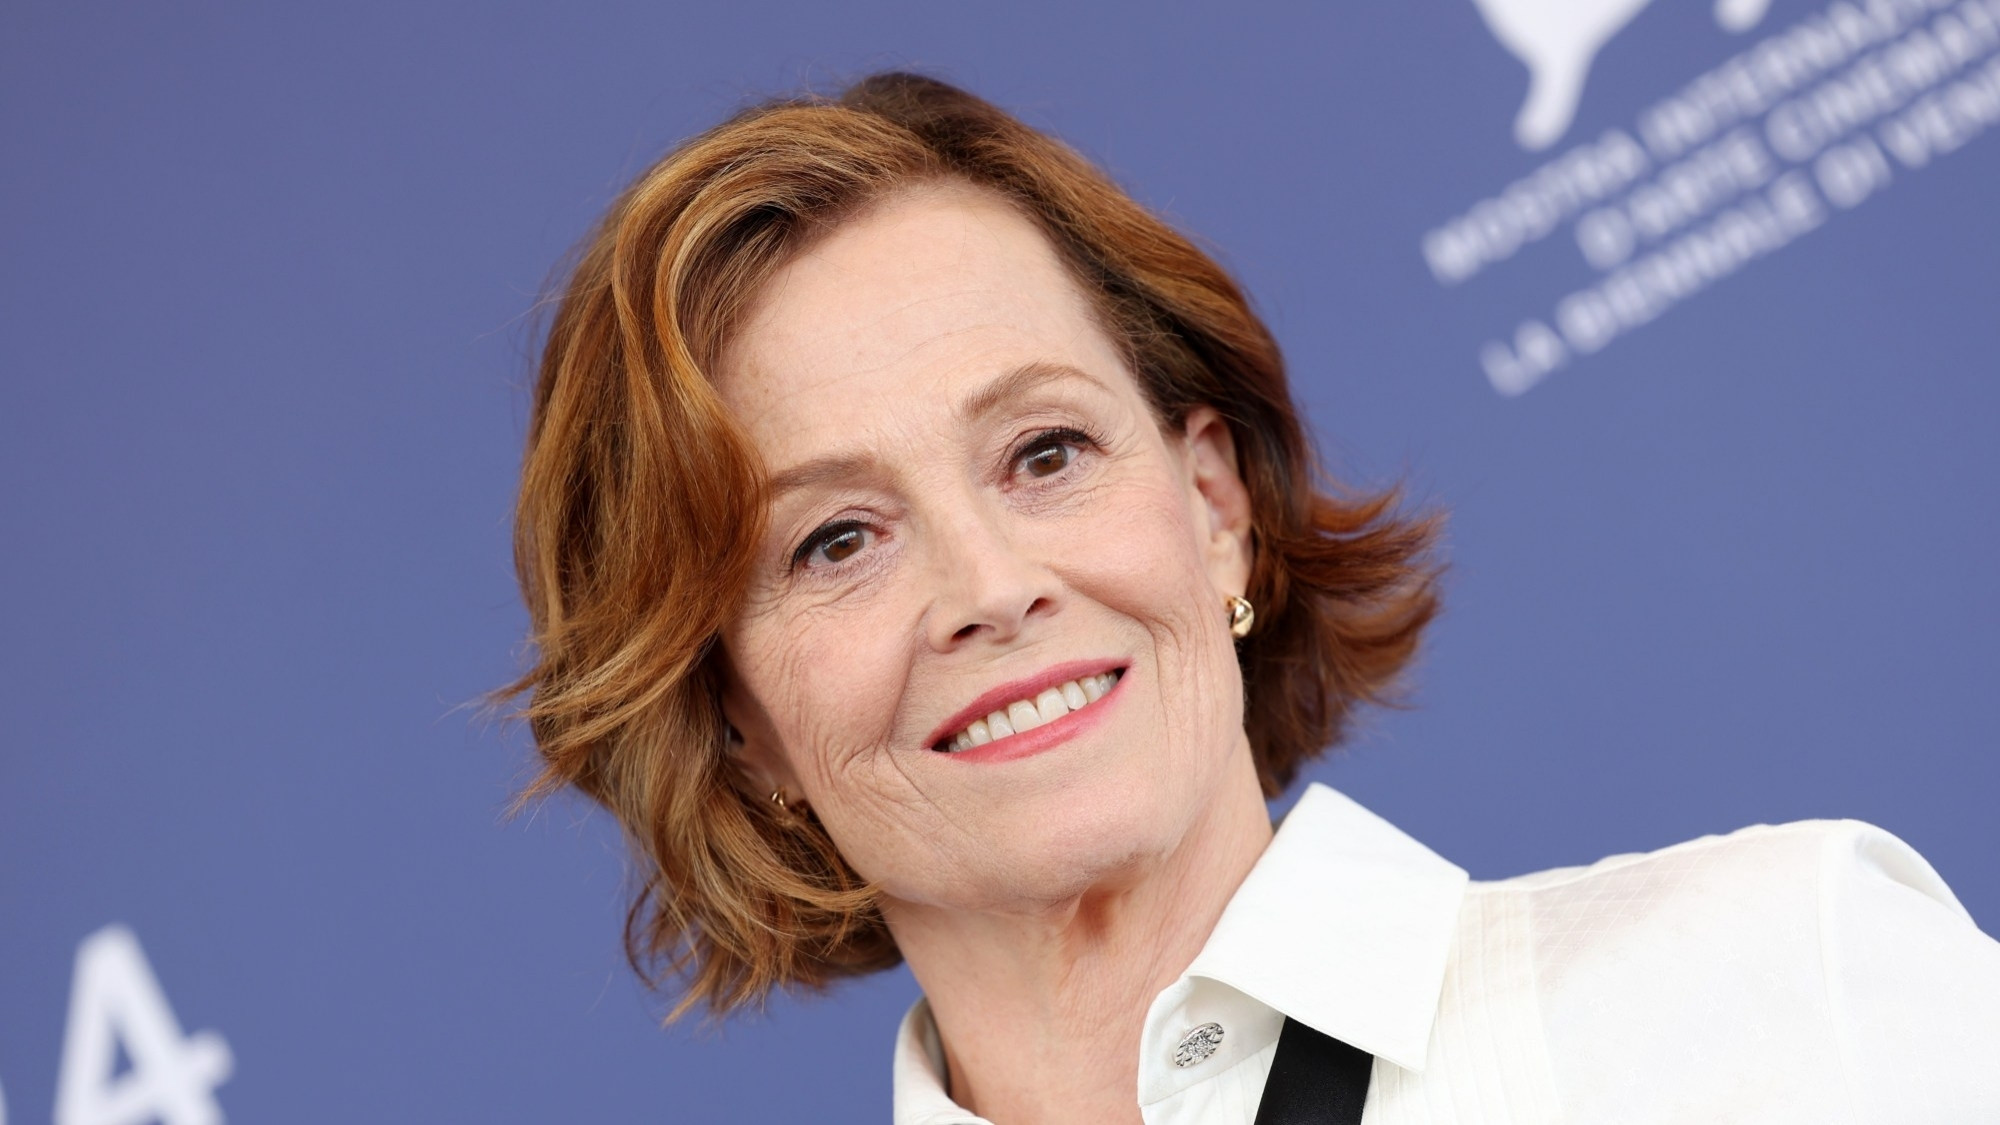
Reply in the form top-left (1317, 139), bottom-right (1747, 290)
top-left (1250, 1017), bottom-right (1373, 1125)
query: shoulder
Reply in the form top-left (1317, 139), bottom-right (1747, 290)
top-left (1480, 816), bottom-right (1970, 932)
top-left (1445, 819), bottom-right (2000, 1123)
top-left (1468, 816), bottom-right (1982, 1012)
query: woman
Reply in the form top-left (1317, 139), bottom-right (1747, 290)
top-left (505, 73), bottom-right (2000, 1123)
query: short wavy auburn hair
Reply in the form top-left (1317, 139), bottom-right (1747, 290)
top-left (506, 72), bottom-right (1442, 1020)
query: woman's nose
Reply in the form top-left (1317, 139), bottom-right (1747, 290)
top-left (922, 500), bottom-right (1061, 652)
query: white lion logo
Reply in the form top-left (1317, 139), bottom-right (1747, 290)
top-left (1471, 0), bottom-right (1774, 149)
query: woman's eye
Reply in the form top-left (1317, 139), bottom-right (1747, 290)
top-left (1014, 429), bottom-right (1092, 479)
top-left (794, 521), bottom-right (872, 570)
top-left (1022, 443), bottom-right (1073, 477)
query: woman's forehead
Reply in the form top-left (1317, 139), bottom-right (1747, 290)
top-left (713, 185), bottom-right (1121, 433)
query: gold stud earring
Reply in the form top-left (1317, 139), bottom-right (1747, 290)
top-left (1225, 594), bottom-right (1255, 639)
top-left (770, 788), bottom-right (790, 811)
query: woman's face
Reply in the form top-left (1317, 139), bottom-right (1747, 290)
top-left (716, 184), bottom-right (1255, 916)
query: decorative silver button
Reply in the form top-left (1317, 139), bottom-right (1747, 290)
top-left (1172, 1022), bottom-right (1225, 1068)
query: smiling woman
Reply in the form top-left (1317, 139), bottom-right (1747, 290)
top-left (510, 70), bottom-right (1436, 1002)
top-left (715, 180), bottom-right (1287, 981)
top-left (504, 73), bottom-right (2000, 1125)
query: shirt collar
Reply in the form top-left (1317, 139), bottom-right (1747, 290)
top-left (1171, 782), bottom-right (1468, 1073)
top-left (893, 997), bottom-right (988, 1125)
top-left (891, 783), bottom-right (1468, 1120)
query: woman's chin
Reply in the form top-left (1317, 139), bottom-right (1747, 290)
top-left (887, 794), bottom-right (1190, 917)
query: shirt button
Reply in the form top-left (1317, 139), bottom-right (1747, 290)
top-left (1172, 1022), bottom-right (1225, 1068)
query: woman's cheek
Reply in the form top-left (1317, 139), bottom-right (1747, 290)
top-left (1079, 474), bottom-right (1241, 721)
top-left (775, 602), bottom-right (911, 790)
top-left (1068, 476), bottom-right (1209, 604)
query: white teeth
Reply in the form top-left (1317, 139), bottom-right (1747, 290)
top-left (939, 671), bottom-right (1122, 751)
top-left (987, 710), bottom-right (1015, 739)
top-left (1007, 699), bottom-right (1043, 733)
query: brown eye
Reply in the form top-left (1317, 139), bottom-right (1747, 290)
top-left (793, 520), bottom-right (874, 570)
top-left (1022, 442), bottom-right (1073, 477)
top-left (817, 527), bottom-right (865, 564)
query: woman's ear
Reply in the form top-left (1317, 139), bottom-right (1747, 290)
top-left (719, 674), bottom-right (802, 805)
top-left (1180, 406), bottom-right (1254, 599)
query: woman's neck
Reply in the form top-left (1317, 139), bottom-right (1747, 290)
top-left (884, 750), bottom-right (1274, 1125)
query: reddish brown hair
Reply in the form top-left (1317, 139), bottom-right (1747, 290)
top-left (507, 72), bottom-right (1441, 1019)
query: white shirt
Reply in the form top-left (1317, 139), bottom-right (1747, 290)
top-left (893, 784), bottom-right (2000, 1123)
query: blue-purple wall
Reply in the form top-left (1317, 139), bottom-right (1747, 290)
top-left (4, 1), bottom-right (1995, 1119)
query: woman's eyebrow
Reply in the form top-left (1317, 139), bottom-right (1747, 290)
top-left (955, 360), bottom-right (1107, 424)
top-left (767, 362), bottom-right (1104, 501)
top-left (767, 452), bottom-right (876, 501)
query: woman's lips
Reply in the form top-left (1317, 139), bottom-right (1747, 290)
top-left (937, 670), bottom-right (1122, 751)
top-left (926, 663), bottom-right (1127, 764)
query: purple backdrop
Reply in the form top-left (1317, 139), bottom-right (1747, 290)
top-left (4, 1), bottom-right (1995, 1120)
